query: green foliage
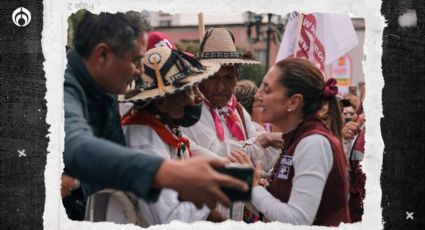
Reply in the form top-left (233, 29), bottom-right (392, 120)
top-left (175, 42), bottom-right (200, 54)
top-left (239, 64), bottom-right (266, 86)
top-left (67, 9), bottom-right (88, 48)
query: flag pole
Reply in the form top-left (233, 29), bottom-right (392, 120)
top-left (198, 13), bottom-right (205, 42)
top-left (293, 14), bottom-right (304, 57)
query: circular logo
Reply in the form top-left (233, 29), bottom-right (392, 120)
top-left (148, 53), bottom-right (162, 65)
top-left (12, 7), bottom-right (31, 27)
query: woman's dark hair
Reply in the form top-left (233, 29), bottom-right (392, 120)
top-left (275, 58), bottom-right (343, 139)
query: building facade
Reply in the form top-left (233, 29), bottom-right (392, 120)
top-left (147, 12), bottom-right (365, 92)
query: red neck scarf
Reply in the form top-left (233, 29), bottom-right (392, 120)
top-left (122, 110), bottom-right (192, 158)
top-left (204, 95), bottom-right (246, 141)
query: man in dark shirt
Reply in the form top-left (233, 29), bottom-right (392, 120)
top-left (63, 11), bottom-right (247, 219)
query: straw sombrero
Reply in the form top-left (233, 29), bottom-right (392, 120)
top-left (119, 47), bottom-right (220, 102)
top-left (196, 27), bottom-right (261, 66)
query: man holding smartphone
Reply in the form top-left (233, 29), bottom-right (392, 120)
top-left (63, 11), bottom-right (247, 220)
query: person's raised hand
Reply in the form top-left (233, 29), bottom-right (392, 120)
top-left (256, 132), bottom-right (284, 149)
top-left (342, 113), bottom-right (366, 140)
top-left (354, 113), bottom-right (366, 127)
top-left (342, 116), bottom-right (361, 140)
top-left (227, 149), bottom-right (252, 165)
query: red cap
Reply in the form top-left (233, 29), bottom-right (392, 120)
top-left (147, 31), bottom-right (177, 50)
top-left (146, 31), bottom-right (194, 57)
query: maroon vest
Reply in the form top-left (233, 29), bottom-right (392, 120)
top-left (269, 115), bottom-right (350, 226)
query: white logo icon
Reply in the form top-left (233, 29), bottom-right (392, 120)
top-left (148, 53), bottom-right (162, 65)
top-left (406, 211), bottom-right (414, 220)
top-left (12, 7), bottom-right (31, 27)
top-left (154, 39), bottom-right (173, 49)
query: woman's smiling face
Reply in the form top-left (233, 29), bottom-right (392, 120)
top-left (255, 66), bottom-right (291, 125)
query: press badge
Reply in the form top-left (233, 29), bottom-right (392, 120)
top-left (277, 155), bottom-right (293, 180)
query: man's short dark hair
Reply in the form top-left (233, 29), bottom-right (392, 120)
top-left (74, 11), bottom-right (148, 58)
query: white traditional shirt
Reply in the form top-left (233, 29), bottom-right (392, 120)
top-left (105, 124), bottom-right (212, 226)
top-left (183, 101), bottom-right (280, 171)
top-left (182, 101), bottom-right (281, 220)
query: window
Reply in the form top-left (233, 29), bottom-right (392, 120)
top-left (159, 20), bottom-right (171, 27)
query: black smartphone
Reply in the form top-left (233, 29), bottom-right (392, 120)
top-left (215, 164), bottom-right (254, 201)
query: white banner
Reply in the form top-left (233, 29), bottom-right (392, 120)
top-left (276, 12), bottom-right (359, 67)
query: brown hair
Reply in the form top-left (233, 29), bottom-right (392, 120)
top-left (275, 58), bottom-right (343, 140)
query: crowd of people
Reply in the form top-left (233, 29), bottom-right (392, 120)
top-left (62, 11), bottom-right (366, 227)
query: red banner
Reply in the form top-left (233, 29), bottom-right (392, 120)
top-left (295, 14), bottom-right (327, 77)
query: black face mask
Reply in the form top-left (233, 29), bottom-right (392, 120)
top-left (173, 103), bottom-right (203, 127)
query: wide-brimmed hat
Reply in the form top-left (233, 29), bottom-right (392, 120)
top-left (196, 27), bottom-right (261, 66)
top-left (119, 47), bottom-right (220, 102)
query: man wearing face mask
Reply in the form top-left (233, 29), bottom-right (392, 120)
top-left (106, 46), bottom-right (226, 225)
top-left (119, 31), bottom-right (219, 159)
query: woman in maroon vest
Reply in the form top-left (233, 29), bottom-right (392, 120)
top-left (251, 58), bottom-right (350, 226)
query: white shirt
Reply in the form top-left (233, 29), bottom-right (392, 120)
top-left (251, 134), bottom-right (334, 225)
top-left (182, 101), bottom-right (280, 171)
top-left (182, 101), bottom-right (281, 220)
top-left (106, 124), bottom-right (211, 226)
top-left (118, 102), bottom-right (133, 117)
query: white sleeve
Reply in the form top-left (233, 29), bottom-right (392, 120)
top-left (251, 134), bottom-right (333, 225)
top-left (183, 104), bottom-right (237, 157)
top-left (140, 189), bottom-right (210, 224)
top-left (237, 108), bottom-right (280, 171)
top-left (123, 125), bottom-right (172, 159)
top-left (118, 102), bottom-right (133, 117)
top-left (190, 140), bottom-right (222, 158)
top-left (121, 125), bottom-right (210, 224)
top-left (184, 104), bottom-right (280, 169)
top-left (183, 104), bottom-right (222, 155)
